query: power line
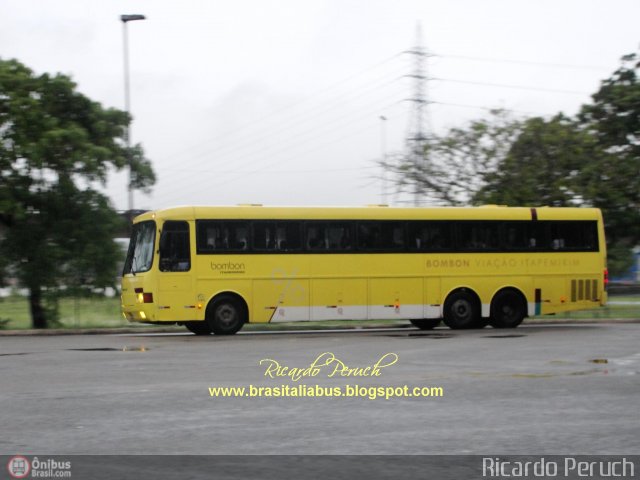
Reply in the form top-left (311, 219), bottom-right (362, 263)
top-left (156, 89), bottom-right (405, 192)
top-left (156, 104), bottom-right (403, 199)
top-left (158, 69), bottom-right (407, 172)
top-left (156, 122), bottom-right (385, 206)
top-left (432, 76), bottom-right (592, 95)
top-left (157, 53), bottom-right (405, 163)
top-left (154, 52), bottom-right (594, 183)
top-left (431, 100), bottom-right (544, 117)
top-left (434, 52), bottom-right (611, 71)
top-left (140, 46), bottom-right (608, 208)
top-left (162, 165), bottom-right (378, 175)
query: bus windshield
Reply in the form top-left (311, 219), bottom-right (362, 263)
top-left (123, 221), bottom-right (156, 274)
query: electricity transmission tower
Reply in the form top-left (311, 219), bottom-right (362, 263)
top-left (404, 24), bottom-right (433, 205)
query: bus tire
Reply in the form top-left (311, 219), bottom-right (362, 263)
top-left (489, 290), bottom-right (526, 329)
top-left (206, 295), bottom-right (246, 335)
top-left (410, 319), bottom-right (441, 330)
top-left (443, 290), bottom-right (480, 330)
top-left (184, 321), bottom-right (211, 335)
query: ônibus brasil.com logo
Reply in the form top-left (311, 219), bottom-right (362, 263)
top-left (7, 456), bottom-right (72, 478)
top-left (7, 456), bottom-right (30, 479)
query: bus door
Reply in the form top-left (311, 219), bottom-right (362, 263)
top-left (157, 220), bottom-right (194, 321)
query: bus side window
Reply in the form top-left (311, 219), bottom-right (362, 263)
top-left (358, 221), bottom-right (404, 251)
top-left (548, 221), bottom-right (597, 251)
top-left (277, 222), bottom-right (302, 252)
top-left (159, 221), bottom-right (190, 272)
top-left (456, 222), bottom-right (500, 251)
top-left (503, 221), bottom-right (532, 250)
top-left (253, 222), bottom-right (271, 251)
top-left (408, 221), bottom-right (450, 252)
top-left (306, 224), bottom-right (323, 250)
top-left (306, 222), bottom-right (351, 252)
top-left (328, 223), bottom-right (352, 251)
top-left (233, 225), bottom-right (248, 250)
top-left (196, 220), bottom-right (249, 253)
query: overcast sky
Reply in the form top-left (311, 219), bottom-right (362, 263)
top-left (2, 0), bottom-right (639, 211)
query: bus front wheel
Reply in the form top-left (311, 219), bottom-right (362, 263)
top-left (410, 319), bottom-right (441, 330)
top-left (206, 295), bottom-right (246, 335)
top-left (489, 290), bottom-right (526, 329)
top-left (443, 290), bottom-right (480, 330)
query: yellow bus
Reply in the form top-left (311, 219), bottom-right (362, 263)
top-left (121, 205), bottom-right (607, 334)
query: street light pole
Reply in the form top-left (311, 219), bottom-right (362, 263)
top-left (120, 14), bottom-right (146, 214)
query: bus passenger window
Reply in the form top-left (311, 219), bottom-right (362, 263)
top-left (233, 226), bottom-right (248, 250)
top-left (503, 222), bottom-right (535, 250)
top-left (328, 223), bottom-right (351, 250)
top-left (306, 222), bottom-right (351, 252)
top-left (196, 221), bottom-right (250, 253)
top-left (407, 221), bottom-right (450, 252)
top-left (275, 222), bottom-right (301, 251)
top-left (357, 221), bottom-right (404, 250)
top-left (253, 222), bottom-right (281, 251)
top-left (306, 225), bottom-right (324, 250)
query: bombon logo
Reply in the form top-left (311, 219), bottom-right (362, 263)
top-left (211, 261), bottom-right (246, 274)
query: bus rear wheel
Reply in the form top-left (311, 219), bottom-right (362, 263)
top-left (410, 319), bottom-right (441, 330)
top-left (489, 290), bottom-right (526, 328)
top-left (443, 290), bottom-right (480, 330)
top-left (206, 295), bottom-right (246, 335)
top-left (184, 321), bottom-right (211, 335)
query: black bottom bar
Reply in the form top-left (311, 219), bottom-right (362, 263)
top-left (2, 455), bottom-right (638, 480)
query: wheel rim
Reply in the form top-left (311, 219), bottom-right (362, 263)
top-left (452, 299), bottom-right (472, 322)
top-left (216, 304), bottom-right (237, 327)
top-left (501, 303), bottom-right (517, 322)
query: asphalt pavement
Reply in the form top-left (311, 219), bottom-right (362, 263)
top-left (1, 323), bottom-right (639, 455)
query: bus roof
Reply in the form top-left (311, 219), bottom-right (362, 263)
top-left (132, 205), bottom-right (603, 223)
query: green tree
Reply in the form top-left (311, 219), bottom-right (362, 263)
top-left (474, 114), bottom-right (601, 206)
top-left (579, 52), bottom-right (640, 264)
top-left (0, 58), bottom-right (155, 328)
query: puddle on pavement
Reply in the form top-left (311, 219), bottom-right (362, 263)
top-left (511, 369), bottom-right (604, 378)
top-left (471, 357), bottom-right (613, 378)
top-left (483, 334), bottom-right (527, 338)
top-left (67, 346), bottom-right (148, 352)
top-left (386, 332), bottom-right (453, 339)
